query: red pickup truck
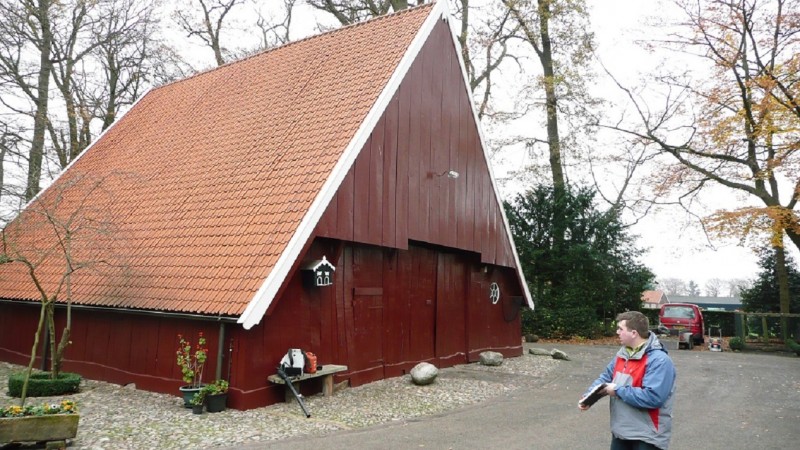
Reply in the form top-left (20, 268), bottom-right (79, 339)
top-left (659, 303), bottom-right (705, 346)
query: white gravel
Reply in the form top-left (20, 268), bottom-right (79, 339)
top-left (1, 353), bottom-right (561, 449)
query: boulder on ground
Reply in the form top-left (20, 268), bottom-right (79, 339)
top-left (479, 351), bottom-right (503, 366)
top-left (529, 347), bottom-right (553, 356)
top-left (410, 362), bottom-right (438, 385)
top-left (551, 349), bottom-right (570, 361)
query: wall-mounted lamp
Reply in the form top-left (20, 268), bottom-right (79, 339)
top-left (431, 169), bottom-right (460, 179)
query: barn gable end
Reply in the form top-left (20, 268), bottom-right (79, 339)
top-left (315, 17), bottom-right (518, 269)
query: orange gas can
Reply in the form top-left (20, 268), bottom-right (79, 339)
top-left (305, 352), bottom-right (318, 374)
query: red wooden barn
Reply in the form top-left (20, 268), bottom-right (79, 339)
top-left (0, 2), bottom-right (532, 410)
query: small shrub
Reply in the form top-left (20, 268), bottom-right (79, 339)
top-left (785, 339), bottom-right (800, 356)
top-left (728, 337), bottom-right (745, 351)
top-left (7, 372), bottom-right (81, 398)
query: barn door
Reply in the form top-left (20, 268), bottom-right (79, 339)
top-left (351, 287), bottom-right (384, 366)
top-left (435, 252), bottom-right (467, 364)
top-left (407, 246), bottom-right (436, 361)
top-left (345, 245), bottom-right (386, 384)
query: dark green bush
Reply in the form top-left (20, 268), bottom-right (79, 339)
top-left (728, 337), bottom-right (745, 351)
top-left (7, 372), bottom-right (81, 398)
top-left (785, 339), bottom-right (800, 356)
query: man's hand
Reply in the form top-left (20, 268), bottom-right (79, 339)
top-left (604, 383), bottom-right (618, 397)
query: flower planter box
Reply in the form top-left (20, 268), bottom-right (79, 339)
top-left (205, 393), bottom-right (227, 413)
top-left (0, 414), bottom-right (79, 444)
top-left (179, 385), bottom-right (205, 408)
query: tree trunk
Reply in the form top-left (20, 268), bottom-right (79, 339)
top-left (774, 245), bottom-right (790, 340)
top-left (46, 302), bottom-right (59, 377)
top-left (536, 0), bottom-right (567, 268)
top-left (21, 299), bottom-right (48, 406)
top-left (537, 0), bottom-right (565, 196)
top-left (26, 0), bottom-right (54, 202)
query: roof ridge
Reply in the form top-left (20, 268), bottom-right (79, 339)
top-left (155, 2), bottom-right (436, 91)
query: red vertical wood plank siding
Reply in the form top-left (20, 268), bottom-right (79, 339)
top-left (338, 170), bottom-right (355, 242)
top-left (353, 136), bottom-right (372, 243)
top-left (459, 92), bottom-right (475, 250)
top-left (410, 41), bottom-right (437, 242)
top-left (107, 315), bottom-right (133, 374)
top-left (435, 253), bottom-right (467, 365)
top-left (395, 78), bottom-right (411, 249)
top-left (383, 248), bottom-right (411, 377)
top-left (407, 245), bottom-right (437, 361)
top-left (486, 181), bottom-right (499, 264)
top-left (0, 304), bottom-right (40, 364)
top-left (444, 40), bottom-right (460, 249)
top-left (429, 29), bottom-right (446, 244)
top-left (315, 188), bottom-right (337, 237)
top-left (85, 318), bottom-right (111, 372)
top-left (368, 118), bottom-right (385, 245)
top-left (382, 93), bottom-right (399, 248)
top-left (406, 53), bottom-right (424, 240)
top-left (66, 311), bottom-right (88, 362)
top-left (380, 249), bottom-right (399, 368)
top-left (341, 246), bottom-right (356, 368)
top-left (334, 247), bottom-right (348, 364)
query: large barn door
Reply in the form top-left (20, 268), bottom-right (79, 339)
top-left (345, 245), bottom-right (385, 385)
top-left (466, 278), bottom-right (490, 361)
top-left (407, 245), bottom-right (436, 361)
top-left (435, 252), bottom-right (467, 365)
top-left (352, 288), bottom-right (384, 367)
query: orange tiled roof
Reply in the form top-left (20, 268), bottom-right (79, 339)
top-left (0, 4), bottom-right (436, 321)
top-left (642, 290), bottom-right (666, 305)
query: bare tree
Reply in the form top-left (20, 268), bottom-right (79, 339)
top-left (0, 0), bottom-right (56, 202)
top-left (687, 280), bottom-right (700, 296)
top-left (173, 0), bottom-right (245, 66)
top-left (307, 0), bottom-right (412, 25)
top-left (704, 278), bottom-right (725, 297)
top-left (603, 0), bottom-right (800, 317)
top-left (727, 278), bottom-right (749, 298)
top-left (47, 1), bottom-right (108, 169)
top-left (451, 0), bottom-right (518, 118)
top-left (253, 0), bottom-right (296, 49)
top-left (1, 172), bottom-right (119, 405)
top-left (93, 0), bottom-right (165, 132)
top-left (658, 277), bottom-right (687, 296)
top-left (0, 121), bottom-right (26, 211)
top-left (1, 0), bottom-right (181, 206)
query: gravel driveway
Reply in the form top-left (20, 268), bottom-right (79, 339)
top-left (1, 351), bottom-right (562, 449)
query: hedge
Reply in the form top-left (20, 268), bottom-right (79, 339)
top-left (7, 372), bottom-right (81, 398)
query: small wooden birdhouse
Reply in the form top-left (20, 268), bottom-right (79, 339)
top-left (302, 256), bottom-right (336, 288)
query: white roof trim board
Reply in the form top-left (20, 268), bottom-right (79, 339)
top-left (239, 2), bottom-right (533, 329)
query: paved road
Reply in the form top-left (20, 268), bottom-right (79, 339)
top-left (254, 343), bottom-right (799, 449)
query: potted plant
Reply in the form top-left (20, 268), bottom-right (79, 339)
top-left (0, 400), bottom-right (79, 444)
top-left (189, 392), bottom-right (205, 415)
top-left (176, 333), bottom-right (208, 407)
top-left (202, 379), bottom-right (229, 413)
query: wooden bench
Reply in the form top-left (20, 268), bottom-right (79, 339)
top-left (267, 364), bottom-right (348, 403)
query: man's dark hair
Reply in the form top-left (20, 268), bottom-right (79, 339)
top-left (616, 311), bottom-right (649, 336)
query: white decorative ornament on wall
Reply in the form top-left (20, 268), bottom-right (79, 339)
top-left (489, 282), bottom-right (500, 305)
